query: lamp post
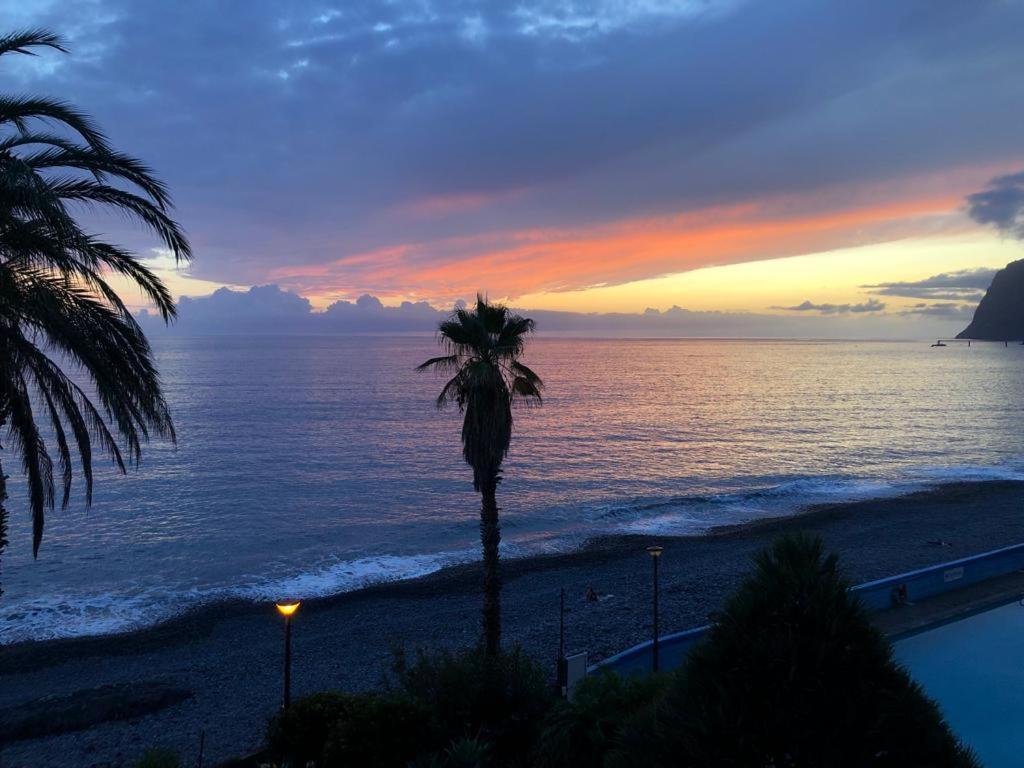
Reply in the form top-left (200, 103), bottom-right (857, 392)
top-left (557, 587), bottom-right (567, 697)
top-left (646, 546), bottom-right (663, 672)
top-left (275, 601), bottom-right (300, 710)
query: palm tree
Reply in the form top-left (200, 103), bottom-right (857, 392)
top-left (418, 296), bottom-right (543, 656)
top-left (0, 29), bottom-right (190, 595)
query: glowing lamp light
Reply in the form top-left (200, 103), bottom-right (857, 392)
top-left (646, 545), bottom-right (664, 558)
top-left (275, 601), bottom-right (301, 710)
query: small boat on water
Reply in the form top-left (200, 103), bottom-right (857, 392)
top-left (931, 340), bottom-right (947, 347)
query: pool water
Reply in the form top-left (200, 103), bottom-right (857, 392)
top-left (895, 600), bottom-right (1024, 767)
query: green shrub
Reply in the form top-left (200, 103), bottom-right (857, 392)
top-left (442, 736), bottom-right (492, 767)
top-left (629, 534), bottom-right (979, 767)
top-left (322, 691), bottom-right (432, 767)
top-left (134, 748), bottom-right (179, 768)
top-left (537, 669), bottom-right (667, 767)
top-left (386, 645), bottom-right (553, 764)
top-left (267, 647), bottom-right (551, 767)
top-left (409, 736), bottom-right (492, 768)
top-left (266, 691), bottom-right (353, 766)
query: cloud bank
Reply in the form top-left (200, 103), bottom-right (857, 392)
top-left (773, 299), bottom-right (885, 315)
top-left (140, 285), bottom-right (972, 339)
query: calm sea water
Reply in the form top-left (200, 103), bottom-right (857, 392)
top-left (2, 336), bottom-right (1024, 643)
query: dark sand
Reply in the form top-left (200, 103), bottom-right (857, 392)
top-left (2, 481), bottom-right (1023, 767)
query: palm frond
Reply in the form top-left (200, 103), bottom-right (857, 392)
top-left (22, 146), bottom-right (173, 210)
top-left (511, 360), bottom-right (543, 389)
top-left (419, 296), bottom-right (542, 482)
top-left (47, 178), bottom-right (191, 260)
top-left (0, 30), bottom-right (183, 565)
top-left (3, 369), bottom-right (55, 554)
top-left (415, 354), bottom-right (459, 372)
top-left (0, 96), bottom-right (109, 153)
top-left (0, 30), bottom-right (66, 58)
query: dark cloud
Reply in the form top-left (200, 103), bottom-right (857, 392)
top-left (861, 268), bottom-right (996, 301)
top-left (8, 0), bottom-right (1024, 296)
top-left (966, 170), bottom-right (1024, 239)
top-left (899, 302), bottom-right (974, 320)
top-left (773, 299), bottom-right (886, 315)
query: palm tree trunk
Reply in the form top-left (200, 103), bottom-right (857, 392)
top-left (0, 455), bottom-right (7, 600)
top-left (479, 475), bottom-right (501, 657)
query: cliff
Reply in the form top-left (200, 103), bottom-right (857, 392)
top-left (957, 259), bottom-right (1024, 340)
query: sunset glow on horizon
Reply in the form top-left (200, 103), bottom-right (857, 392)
top-left (12, 0), bottom-right (1024, 336)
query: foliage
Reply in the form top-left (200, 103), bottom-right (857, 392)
top-left (418, 294), bottom-right (543, 489)
top-left (441, 736), bottom-right (492, 768)
top-left (627, 534), bottom-right (980, 767)
top-left (266, 692), bottom-right (354, 767)
top-left (133, 748), bottom-right (180, 768)
top-left (0, 28), bottom-right (187, 577)
top-left (408, 736), bottom-right (493, 768)
top-left (268, 647), bottom-right (552, 767)
top-left (269, 690), bottom-right (430, 768)
top-left (537, 669), bottom-right (667, 768)
top-left (265, 538), bottom-right (979, 767)
top-left (321, 691), bottom-right (432, 767)
top-left (386, 644), bottom-right (553, 765)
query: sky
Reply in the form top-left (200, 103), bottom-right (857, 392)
top-left (5, 0), bottom-right (1024, 336)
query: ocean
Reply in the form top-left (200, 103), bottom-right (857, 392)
top-left (2, 336), bottom-right (1023, 644)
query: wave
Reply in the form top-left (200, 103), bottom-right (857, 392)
top-left (597, 461), bottom-right (1024, 536)
top-left (230, 549), bottom-right (475, 602)
top-left (0, 549), bottom-right (475, 645)
top-left (4, 460), bottom-right (1024, 644)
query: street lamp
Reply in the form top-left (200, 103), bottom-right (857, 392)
top-left (275, 601), bottom-right (301, 709)
top-left (646, 546), bottom-right (663, 672)
top-left (557, 587), bottom-right (568, 697)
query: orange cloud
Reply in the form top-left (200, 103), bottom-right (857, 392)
top-left (265, 163), bottom-right (1016, 308)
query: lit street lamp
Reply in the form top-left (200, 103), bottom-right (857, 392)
top-left (646, 546), bottom-right (663, 672)
top-left (275, 601), bottom-right (301, 709)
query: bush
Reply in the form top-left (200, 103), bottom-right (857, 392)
top-left (628, 534), bottom-right (979, 767)
top-left (322, 691), bottom-right (432, 767)
top-left (409, 736), bottom-right (493, 768)
top-left (134, 748), bottom-right (180, 768)
top-left (267, 647), bottom-right (552, 767)
top-left (386, 645), bottom-right (553, 765)
top-left (537, 669), bottom-right (667, 767)
top-left (266, 692), bottom-right (354, 766)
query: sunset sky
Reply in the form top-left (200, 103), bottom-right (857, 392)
top-left (6, 0), bottom-right (1024, 334)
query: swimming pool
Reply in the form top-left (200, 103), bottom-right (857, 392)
top-left (895, 599), bottom-right (1024, 768)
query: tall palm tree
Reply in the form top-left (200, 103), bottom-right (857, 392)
top-left (418, 296), bottom-right (543, 656)
top-left (0, 29), bottom-right (190, 595)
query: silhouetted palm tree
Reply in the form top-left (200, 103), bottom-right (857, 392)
top-left (418, 296), bottom-right (543, 656)
top-left (0, 30), bottom-right (190, 594)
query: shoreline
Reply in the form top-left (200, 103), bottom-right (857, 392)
top-left (1, 479), bottom-right (1015, 670)
top-left (3, 479), bottom-right (1024, 766)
